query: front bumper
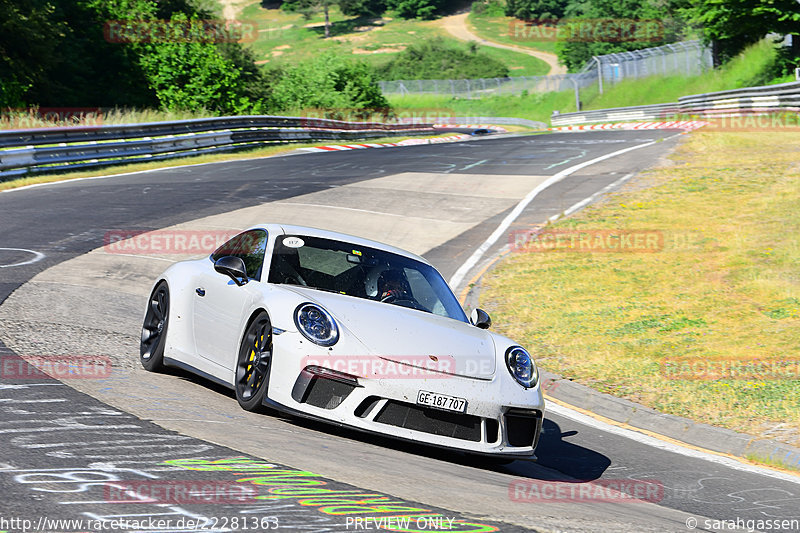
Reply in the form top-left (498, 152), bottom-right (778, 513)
top-left (265, 332), bottom-right (545, 457)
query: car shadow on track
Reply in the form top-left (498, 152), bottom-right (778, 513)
top-left (166, 366), bottom-right (610, 481)
top-left (272, 409), bottom-right (611, 482)
top-left (506, 418), bottom-right (611, 481)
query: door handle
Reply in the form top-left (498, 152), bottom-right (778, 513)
top-left (195, 288), bottom-right (206, 297)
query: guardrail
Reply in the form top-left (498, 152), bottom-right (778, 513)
top-left (678, 80), bottom-right (800, 115)
top-left (0, 116), bottom-right (440, 179)
top-left (427, 116), bottom-right (547, 129)
top-left (551, 81), bottom-right (800, 126)
top-left (550, 103), bottom-right (677, 126)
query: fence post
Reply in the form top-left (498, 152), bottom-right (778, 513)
top-left (569, 77), bottom-right (580, 111)
top-left (594, 56), bottom-right (603, 95)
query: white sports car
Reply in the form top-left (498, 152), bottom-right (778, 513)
top-left (140, 224), bottom-right (544, 458)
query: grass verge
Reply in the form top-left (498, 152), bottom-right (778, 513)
top-left (388, 90), bottom-right (583, 124)
top-left (467, 12), bottom-right (557, 54)
top-left (479, 131), bottom-right (800, 448)
top-left (585, 40), bottom-right (795, 110)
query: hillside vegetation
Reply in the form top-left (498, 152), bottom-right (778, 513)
top-left (389, 39), bottom-right (797, 124)
top-left (1, 0), bottom-right (796, 120)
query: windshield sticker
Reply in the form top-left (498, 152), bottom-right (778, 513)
top-left (352, 249), bottom-right (362, 256)
top-left (283, 237), bottom-right (305, 248)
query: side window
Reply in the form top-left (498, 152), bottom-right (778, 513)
top-left (211, 230), bottom-right (268, 280)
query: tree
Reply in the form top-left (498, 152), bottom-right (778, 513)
top-left (554, 0), bottom-right (686, 71)
top-left (136, 13), bottom-right (263, 113)
top-left (86, 0), bottom-right (270, 112)
top-left (685, 0), bottom-right (800, 64)
top-left (282, 0), bottom-right (336, 37)
top-left (339, 0), bottom-right (387, 17)
top-left (504, 0), bottom-right (568, 21)
top-left (0, 0), bottom-right (158, 107)
top-left (386, 0), bottom-right (447, 19)
top-left (0, 0), bottom-right (65, 107)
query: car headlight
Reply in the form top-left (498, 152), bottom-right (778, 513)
top-left (294, 303), bottom-right (339, 347)
top-left (505, 346), bottom-right (538, 388)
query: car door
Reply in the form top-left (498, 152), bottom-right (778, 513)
top-left (193, 229), bottom-right (268, 367)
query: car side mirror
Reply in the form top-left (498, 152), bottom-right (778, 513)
top-left (214, 256), bottom-right (249, 286)
top-left (470, 308), bottom-right (492, 329)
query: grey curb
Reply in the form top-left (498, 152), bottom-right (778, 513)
top-left (538, 370), bottom-right (800, 470)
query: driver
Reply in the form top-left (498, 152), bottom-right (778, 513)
top-left (377, 269), bottom-right (412, 302)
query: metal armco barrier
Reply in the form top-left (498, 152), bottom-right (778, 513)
top-left (551, 81), bottom-right (800, 126)
top-left (0, 115), bottom-right (440, 179)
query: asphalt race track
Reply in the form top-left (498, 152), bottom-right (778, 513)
top-left (1, 131), bottom-right (799, 533)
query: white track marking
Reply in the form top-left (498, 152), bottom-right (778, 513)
top-left (547, 402), bottom-right (800, 485)
top-left (548, 172), bottom-right (635, 222)
top-left (449, 137), bottom-right (673, 288)
top-left (0, 247), bottom-right (45, 268)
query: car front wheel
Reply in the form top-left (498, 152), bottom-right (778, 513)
top-left (140, 281), bottom-right (169, 372)
top-left (235, 311), bottom-right (272, 411)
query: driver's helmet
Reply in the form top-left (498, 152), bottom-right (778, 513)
top-left (377, 269), bottom-right (411, 300)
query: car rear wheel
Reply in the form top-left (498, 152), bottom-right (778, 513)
top-left (235, 311), bottom-right (272, 411)
top-left (140, 281), bottom-right (169, 372)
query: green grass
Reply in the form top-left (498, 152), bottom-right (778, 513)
top-left (389, 89), bottom-right (584, 124)
top-left (391, 39), bottom-right (792, 124)
top-left (744, 453), bottom-right (800, 473)
top-left (237, 2), bottom-right (548, 75)
top-left (0, 107), bottom-right (220, 130)
top-left (479, 131), bottom-right (800, 446)
top-left (474, 45), bottom-right (549, 76)
top-left (467, 12), bottom-right (557, 54)
top-left (584, 40), bottom-right (793, 110)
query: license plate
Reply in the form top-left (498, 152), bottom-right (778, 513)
top-left (416, 390), bottom-right (467, 413)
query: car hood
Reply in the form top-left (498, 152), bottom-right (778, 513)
top-left (283, 286), bottom-right (496, 379)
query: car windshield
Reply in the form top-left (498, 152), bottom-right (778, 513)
top-left (268, 234), bottom-right (468, 322)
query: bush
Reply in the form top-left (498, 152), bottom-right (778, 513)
top-left (270, 52), bottom-right (389, 111)
top-left (504, 0), bottom-right (566, 21)
top-left (386, 0), bottom-right (445, 19)
top-left (374, 38), bottom-right (509, 80)
top-left (471, 0), bottom-right (504, 16)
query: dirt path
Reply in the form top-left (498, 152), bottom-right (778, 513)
top-left (438, 12), bottom-right (567, 75)
top-left (219, 0), bottom-right (252, 20)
